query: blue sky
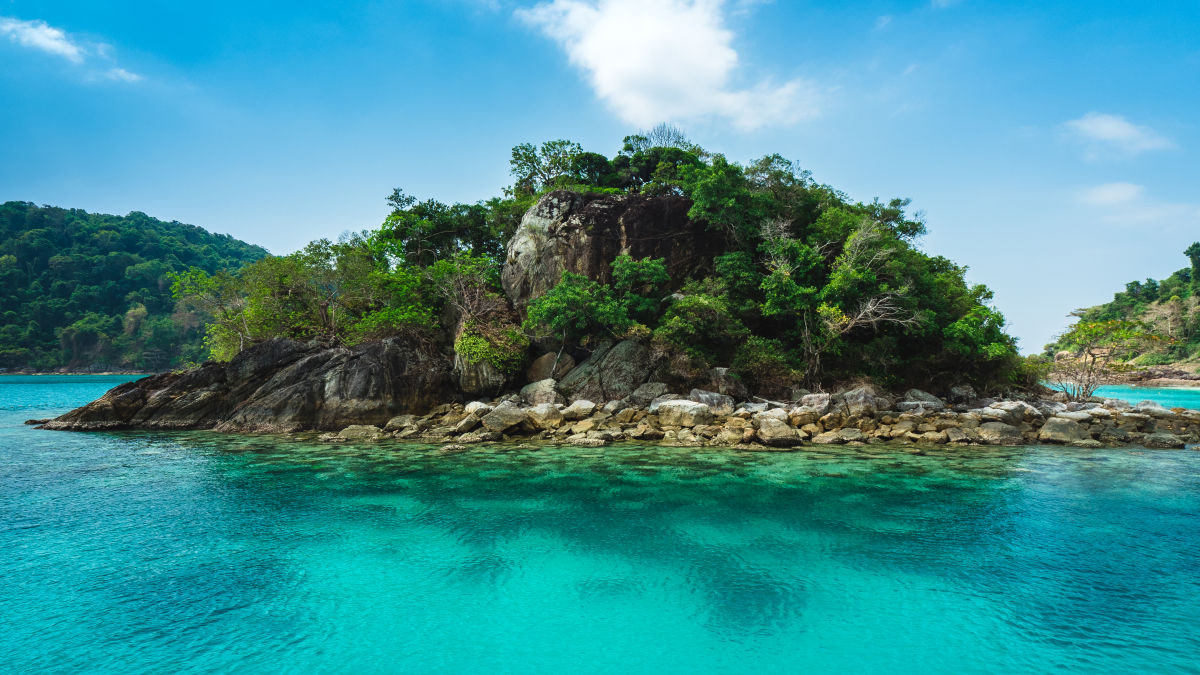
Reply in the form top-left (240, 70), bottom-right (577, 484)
top-left (2, 0), bottom-right (1198, 352)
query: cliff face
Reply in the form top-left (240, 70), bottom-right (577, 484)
top-left (43, 338), bottom-right (454, 432)
top-left (501, 190), bottom-right (723, 310)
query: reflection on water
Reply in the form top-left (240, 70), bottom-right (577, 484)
top-left (1, 377), bottom-right (1199, 673)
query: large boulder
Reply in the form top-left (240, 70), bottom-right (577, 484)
top-left (707, 367), bottom-right (749, 400)
top-left (481, 404), bottom-right (528, 432)
top-left (501, 191), bottom-right (723, 311)
top-left (1038, 417), bottom-right (1091, 444)
top-left (948, 384), bottom-right (977, 404)
top-left (838, 386), bottom-right (881, 416)
top-left (688, 389), bottom-right (735, 415)
top-left (558, 340), bottom-right (653, 403)
top-left (453, 352), bottom-right (506, 396)
top-left (526, 352), bottom-right (575, 382)
top-left (628, 382), bottom-right (669, 407)
top-left (1143, 432), bottom-right (1186, 449)
top-left (978, 421), bottom-right (1023, 445)
top-left (753, 416), bottom-right (803, 447)
top-left (799, 393), bottom-right (831, 413)
top-left (562, 399), bottom-right (597, 421)
top-left (656, 400), bottom-right (713, 427)
top-left (525, 403), bottom-right (565, 430)
top-left (43, 338), bottom-right (455, 433)
top-left (520, 378), bottom-right (564, 405)
top-left (899, 389), bottom-right (945, 411)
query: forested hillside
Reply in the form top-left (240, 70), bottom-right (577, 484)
top-left (1046, 244), bottom-right (1200, 365)
top-left (0, 202), bottom-right (268, 371)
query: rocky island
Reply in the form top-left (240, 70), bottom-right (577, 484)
top-left (41, 135), bottom-right (1195, 450)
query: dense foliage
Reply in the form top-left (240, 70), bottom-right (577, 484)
top-left (0, 202), bottom-right (267, 370)
top-left (519, 130), bottom-right (1022, 393)
top-left (1046, 243), bottom-right (1200, 365)
top-left (170, 126), bottom-right (1024, 394)
top-left (174, 196), bottom-right (527, 365)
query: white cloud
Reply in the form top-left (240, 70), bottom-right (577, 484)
top-left (1064, 112), bottom-right (1174, 156)
top-left (0, 15), bottom-right (142, 83)
top-left (0, 16), bottom-right (84, 63)
top-left (1078, 182), bottom-right (1200, 229)
top-left (874, 15), bottom-right (892, 30)
top-left (517, 0), bottom-right (817, 130)
top-left (1079, 182), bottom-right (1144, 206)
top-left (102, 67), bottom-right (143, 83)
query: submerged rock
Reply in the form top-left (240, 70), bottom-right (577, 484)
top-left (338, 424), bottom-right (385, 441)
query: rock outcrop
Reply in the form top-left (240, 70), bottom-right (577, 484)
top-left (501, 191), bottom-right (724, 311)
top-left (42, 338), bottom-right (455, 432)
top-left (557, 340), bottom-right (653, 402)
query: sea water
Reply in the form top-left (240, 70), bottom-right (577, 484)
top-left (1, 376), bottom-right (1198, 674)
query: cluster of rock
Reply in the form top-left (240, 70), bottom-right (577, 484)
top-left (320, 381), bottom-right (1197, 451)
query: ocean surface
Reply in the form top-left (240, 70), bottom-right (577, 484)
top-left (2, 376), bottom-right (1199, 674)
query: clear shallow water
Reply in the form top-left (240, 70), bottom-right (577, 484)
top-left (1094, 383), bottom-right (1200, 410)
top-left (2, 377), bottom-right (1199, 674)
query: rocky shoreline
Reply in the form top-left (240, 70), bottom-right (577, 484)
top-left (37, 336), bottom-right (1200, 451)
top-left (317, 381), bottom-right (1197, 451)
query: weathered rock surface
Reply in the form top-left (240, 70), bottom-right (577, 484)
top-left (562, 399), bottom-right (597, 421)
top-left (481, 404), bottom-right (528, 432)
top-left (338, 424), bottom-right (385, 441)
top-left (558, 340), bottom-right (652, 403)
top-left (43, 338), bottom-right (454, 432)
top-left (688, 389), bottom-right (735, 415)
top-left (753, 416), bottom-right (803, 447)
top-left (978, 421), bottom-right (1023, 445)
top-left (526, 352), bottom-right (575, 382)
top-left (657, 400), bottom-right (713, 427)
top-left (453, 352), bottom-right (506, 396)
top-left (520, 378), bottom-right (564, 405)
top-left (525, 403), bottom-right (564, 430)
top-left (1038, 417), bottom-right (1091, 444)
top-left (501, 191), bottom-right (723, 311)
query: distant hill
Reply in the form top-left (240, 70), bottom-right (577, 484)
top-left (0, 201), bottom-right (268, 371)
top-left (1045, 243), bottom-right (1200, 365)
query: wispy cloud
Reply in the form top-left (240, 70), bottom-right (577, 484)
top-left (1078, 182), bottom-right (1200, 229)
top-left (1064, 112), bottom-right (1174, 157)
top-left (0, 15), bottom-right (142, 83)
top-left (874, 15), bottom-right (892, 30)
top-left (0, 16), bottom-right (84, 63)
top-left (517, 0), bottom-right (818, 130)
top-left (101, 67), bottom-right (143, 83)
top-left (1079, 182), bottom-right (1144, 206)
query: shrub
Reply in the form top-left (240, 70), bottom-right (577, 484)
top-left (454, 321), bottom-right (530, 374)
top-left (732, 336), bottom-right (802, 396)
top-left (653, 293), bottom-right (748, 365)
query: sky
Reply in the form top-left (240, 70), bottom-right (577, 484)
top-left (2, 0), bottom-right (1198, 352)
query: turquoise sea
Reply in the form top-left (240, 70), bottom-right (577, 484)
top-left (2, 376), bottom-right (1199, 674)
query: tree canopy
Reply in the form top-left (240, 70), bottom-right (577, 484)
top-left (0, 202), bottom-right (267, 370)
